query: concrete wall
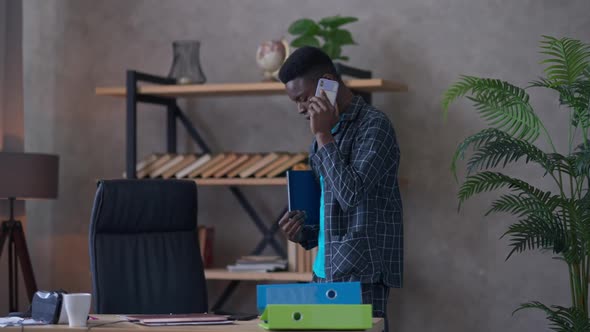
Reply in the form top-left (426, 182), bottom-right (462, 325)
top-left (0, 0), bottom-right (24, 315)
top-left (0, 0), bottom-right (23, 153)
top-left (21, 0), bottom-right (590, 330)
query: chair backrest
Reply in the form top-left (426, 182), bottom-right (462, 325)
top-left (89, 179), bottom-right (207, 314)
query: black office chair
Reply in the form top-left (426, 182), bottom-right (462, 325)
top-left (89, 179), bottom-right (208, 314)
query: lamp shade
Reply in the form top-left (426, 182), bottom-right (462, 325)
top-left (0, 152), bottom-right (59, 199)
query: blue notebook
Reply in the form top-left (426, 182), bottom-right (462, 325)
top-left (256, 282), bottom-right (363, 314)
top-left (286, 170), bottom-right (320, 225)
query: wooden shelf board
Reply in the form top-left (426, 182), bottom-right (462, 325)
top-left (123, 176), bottom-right (408, 187)
top-left (204, 269), bottom-right (312, 282)
top-left (193, 177), bottom-right (287, 186)
top-left (118, 176), bottom-right (408, 187)
top-left (95, 79), bottom-right (408, 98)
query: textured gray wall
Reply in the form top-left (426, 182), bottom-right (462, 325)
top-left (1, 0), bottom-right (23, 153)
top-left (0, 0), bottom-right (24, 315)
top-left (21, 0), bottom-right (590, 330)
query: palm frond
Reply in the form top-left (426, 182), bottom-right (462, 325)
top-left (571, 145), bottom-right (590, 176)
top-left (569, 79), bottom-right (590, 107)
top-left (451, 128), bottom-right (511, 179)
top-left (443, 77), bottom-right (541, 142)
top-left (458, 171), bottom-right (552, 206)
top-left (540, 36), bottom-right (590, 85)
top-left (549, 198), bottom-right (590, 264)
top-left (441, 75), bottom-right (480, 113)
top-left (466, 80), bottom-right (540, 142)
top-left (548, 153), bottom-right (575, 176)
top-left (466, 133), bottom-right (553, 174)
top-left (578, 211), bottom-right (590, 253)
top-left (491, 193), bottom-right (588, 262)
top-left (530, 77), bottom-right (558, 89)
top-left (487, 194), bottom-right (560, 218)
top-left (515, 302), bottom-right (590, 332)
top-left (566, 193), bottom-right (590, 255)
top-left (531, 77), bottom-right (590, 128)
top-left (503, 213), bottom-right (566, 259)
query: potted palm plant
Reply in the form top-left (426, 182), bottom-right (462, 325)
top-left (442, 36), bottom-right (590, 330)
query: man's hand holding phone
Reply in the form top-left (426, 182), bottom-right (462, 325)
top-left (309, 90), bottom-right (338, 146)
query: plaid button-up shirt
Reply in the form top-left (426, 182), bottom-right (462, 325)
top-left (300, 95), bottom-right (403, 288)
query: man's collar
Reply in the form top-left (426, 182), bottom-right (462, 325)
top-left (338, 95), bottom-right (364, 122)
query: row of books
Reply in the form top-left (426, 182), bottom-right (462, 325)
top-left (288, 241), bottom-right (318, 273)
top-left (224, 246), bottom-right (318, 273)
top-left (128, 152), bottom-right (310, 179)
top-left (198, 226), bottom-right (214, 268)
top-left (226, 255), bottom-right (288, 272)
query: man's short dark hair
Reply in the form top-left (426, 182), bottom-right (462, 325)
top-left (278, 46), bottom-right (339, 84)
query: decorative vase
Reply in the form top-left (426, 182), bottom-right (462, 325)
top-left (168, 40), bottom-right (207, 84)
top-left (256, 39), bottom-right (289, 81)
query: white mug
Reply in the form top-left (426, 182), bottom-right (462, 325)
top-left (63, 293), bottom-right (91, 327)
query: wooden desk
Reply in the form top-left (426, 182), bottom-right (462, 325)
top-left (7, 315), bottom-right (384, 332)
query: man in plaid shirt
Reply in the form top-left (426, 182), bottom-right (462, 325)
top-left (278, 47), bottom-right (403, 331)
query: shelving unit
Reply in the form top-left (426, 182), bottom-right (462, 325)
top-left (95, 66), bottom-right (407, 311)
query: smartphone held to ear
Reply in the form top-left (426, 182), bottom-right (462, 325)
top-left (315, 78), bottom-right (339, 106)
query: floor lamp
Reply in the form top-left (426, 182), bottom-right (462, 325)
top-left (0, 152), bottom-right (59, 312)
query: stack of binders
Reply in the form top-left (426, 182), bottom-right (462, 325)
top-left (256, 282), bottom-right (372, 330)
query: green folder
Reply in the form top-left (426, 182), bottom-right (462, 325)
top-left (259, 304), bottom-right (373, 330)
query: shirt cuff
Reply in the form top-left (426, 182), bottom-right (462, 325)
top-left (299, 224), bottom-right (319, 250)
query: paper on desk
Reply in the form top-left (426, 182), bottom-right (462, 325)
top-left (0, 317), bottom-right (43, 328)
top-left (138, 321), bottom-right (234, 326)
top-left (0, 317), bottom-right (21, 328)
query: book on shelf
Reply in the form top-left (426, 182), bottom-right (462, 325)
top-left (132, 152), bottom-right (311, 180)
top-left (287, 241), bottom-right (297, 272)
top-left (198, 225), bottom-right (214, 268)
top-left (239, 153), bottom-right (279, 178)
top-left (189, 154), bottom-right (226, 178)
top-left (150, 155), bottom-right (184, 178)
top-left (201, 153), bottom-right (238, 178)
top-left (305, 246), bottom-right (311, 272)
top-left (123, 153), bottom-right (159, 178)
top-left (162, 154), bottom-right (197, 179)
top-left (136, 154), bottom-right (159, 172)
top-left (226, 255), bottom-right (287, 272)
top-left (213, 154), bottom-right (250, 178)
top-left (254, 154), bottom-right (291, 178)
top-left (297, 245), bottom-right (305, 273)
top-left (287, 242), bottom-right (317, 273)
top-left (265, 153), bottom-right (308, 178)
top-left (227, 154), bottom-right (262, 178)
top-left (137, 154), bottom-right (172, 178)
top-left (308, 248), bottom-right (317, 272)
top-left (236, 255), bottom-right (282, 264)
top-left (176, 154), bottom-right (211, 178)
top-left (292, 162), bottom-right (310, 171)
